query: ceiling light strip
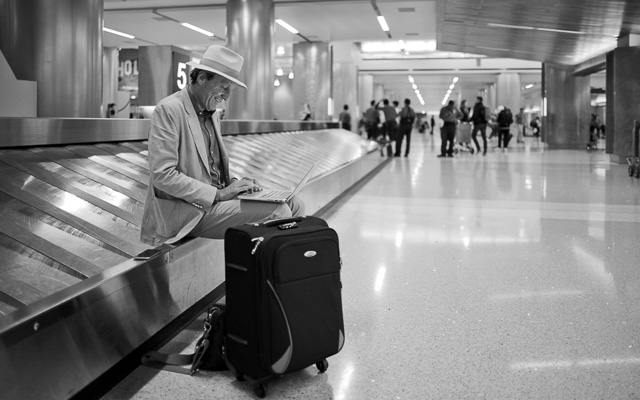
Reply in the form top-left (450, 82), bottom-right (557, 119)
top-left (181, 22), bottom-right (214, 37)
top-left (103, 27), bottom-right (135, 39)
top-left (275, 18), bottom-right (311, 42)
top-left (370, 0), bottom-right (392, 39)
top-left (276, 19), bottom-right (299, 34)
top-left (487, 22), bottom-right (586, 35)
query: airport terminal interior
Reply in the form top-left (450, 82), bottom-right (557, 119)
top-left (1, 1), bottom-right (640, 399)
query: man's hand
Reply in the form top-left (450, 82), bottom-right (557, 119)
top-left (216, 179), bottom-right (262, 202)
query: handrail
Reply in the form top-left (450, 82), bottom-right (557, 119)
top-left (0, 117), bottom-right (339, 148)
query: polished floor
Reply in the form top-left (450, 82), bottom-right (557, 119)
top-left (103, 132), bottom-right (640, 399)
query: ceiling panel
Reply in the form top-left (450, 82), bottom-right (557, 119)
top-left (436, 0), bottom-right (640, 65)
top-left (102, 0), bottom-right (639, 112)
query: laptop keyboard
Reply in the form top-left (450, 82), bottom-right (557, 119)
top-left (259, 190), bottom-right (290, 199)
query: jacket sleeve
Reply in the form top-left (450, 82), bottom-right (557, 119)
top-left (147, 104), bottom-right (218, 208)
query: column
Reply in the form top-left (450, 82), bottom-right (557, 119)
top-left (359, 74), bottom-right (374, 117)
top-left (495, 72), bottom-right (521, 111)
top-left (486, 84), bottom-right (496, 113)
top-left (0, 0), bottom-right (103, 117)
top-left (293, 42), bottom-right (331, 120)
top-left (332, 42), bottom-right (358, 127)
top-left (606, 39), bottom-right (640, 162)
top-left (102, 47), bottom-right (119, 118)
top-left (542, 63), bottom-right (591, 149)
top-left (226, 0), bottom-right (274, 120)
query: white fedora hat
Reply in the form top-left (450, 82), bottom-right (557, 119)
top-left (187, 45), bottom-right (247, 89)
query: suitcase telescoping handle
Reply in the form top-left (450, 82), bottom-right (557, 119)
top-left (262, 216), bottom-right (302, 227)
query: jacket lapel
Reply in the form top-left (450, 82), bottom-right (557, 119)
top-left (180, 89), bottom-right (211, 178)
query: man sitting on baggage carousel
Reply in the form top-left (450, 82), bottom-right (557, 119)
top-left (140, 45), bottom-right (305, 246)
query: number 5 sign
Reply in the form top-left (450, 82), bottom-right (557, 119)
top-left (176, 62), bottom-right (188, 90)
top-left (172, 51), bottom-right (191, 93)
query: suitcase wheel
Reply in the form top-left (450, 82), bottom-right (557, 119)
top-left (254, 382), bottom-right (269, 398)
top-left (316, 359), bottom-right (329, 373)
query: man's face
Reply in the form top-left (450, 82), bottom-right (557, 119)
top-left (200, 73), bottom-right (236, 111)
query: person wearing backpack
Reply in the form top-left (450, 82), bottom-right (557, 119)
top-left (438, 100), bottom-right (462, 157)
top-left (470, 96), bottom-right (488, 156)
top-left (395, 98), bottom-right (416, 157)
top-left (497, 106), bottom-right (514, 151)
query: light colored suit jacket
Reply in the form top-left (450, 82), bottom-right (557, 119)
top-left (140, 87), bottom-right (232, 246)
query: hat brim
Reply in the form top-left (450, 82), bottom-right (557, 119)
top-left (187, 61), bottom-right (248, 89)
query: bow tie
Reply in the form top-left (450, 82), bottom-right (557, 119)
top-left (198, 110), bottom-right (214, 120)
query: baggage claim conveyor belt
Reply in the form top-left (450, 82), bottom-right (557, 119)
top-left (0, 118), bottom-right (388, 400)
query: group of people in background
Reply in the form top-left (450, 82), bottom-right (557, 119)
top-left (329, 97), bottom-right (548, 160)
top-left (436, 97), bottom-right (543, 158)
top-left (361, 98), bottom-right (417, 157)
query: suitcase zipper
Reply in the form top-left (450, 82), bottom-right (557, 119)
top-left (251, 237), bottom-right (264, 254)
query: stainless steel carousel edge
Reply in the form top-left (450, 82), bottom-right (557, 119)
top-left (0, 238), bottom-right (224, 400)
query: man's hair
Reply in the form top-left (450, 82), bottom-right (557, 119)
top-left (476, 96), bottom-right (483, 102)
top-left (404, 98), bottom-right (411, 105)
top-left (448, 100), bottom-right (455, 106)
top-left (370, 100), bottom-right (375, 106)
top-left (393, 100), bottom-right (399, 106)
top-left (383, 99), bottom-right (389, 105)
top-left (343, 104), bottom-right (349, 110)
top-left (190, 69), bottom-right (216, 84)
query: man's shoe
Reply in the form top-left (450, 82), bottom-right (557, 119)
top-left (447, 153), bottom-right (454, 157)
top-left (437, 154), bottom-right (447, 158)
top-left (404, 154), bottom-right (409, 157)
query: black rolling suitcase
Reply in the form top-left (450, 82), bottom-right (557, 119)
top-left (224, 216), bottom-right (344, 398)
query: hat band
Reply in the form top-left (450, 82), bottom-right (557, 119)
top-left (199, 58), bottom-right (240, 80)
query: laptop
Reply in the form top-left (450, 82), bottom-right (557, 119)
top-left (238, 163), bottom-right (317, 203)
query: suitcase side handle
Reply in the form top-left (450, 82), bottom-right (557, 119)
top-left (262, 216), bottom-right (303, 227)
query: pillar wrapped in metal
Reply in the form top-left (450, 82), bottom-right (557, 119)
top-left (1, 0), bottom-right (103, 118)
top-left (606, 47), bottom-right (640, 162)
top-left (359, 74), bottom-right (374, 117)
top-left (542, 63), bottom-right (591, 149)
top-left (332, 42), bottom-right (358, 125)
top-left (495, 72), bottom-right (521, 111)
top-left (102, 47), bottom-right (119, 118)
top-left (293, 42), bottom-right (331, 121)
top-left (226, 0), bottom-right (274, 120)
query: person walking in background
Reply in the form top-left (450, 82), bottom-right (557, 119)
top-left (364, 100), bottom-right (379, 140)
top-left (377, 99), bottom-right (398, 157)
top-left (516, 107), bottom-right (525, 143)
top-left (339, 104), bottom-right (352, 132)
top-left (395, 98), bottom-right (416, 157)
top-left (470, 96), bottom-right (489, 156)
top-left (530, 116), bottom-right (541, 137)
top-left (496, 106), bottom-right (514, 151)
top-left (430, 115), bottom-right (435, 135)
top-left (393, 100), bottom-right (401, 126)
top-left (299, 103), bottom-right (312, 121)
top-left (459, 100), bottom-right (470, 122)
top-left (357, 112), bottom-right (367, 136)
top-left (438, 100), bottom-right (462, 158)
